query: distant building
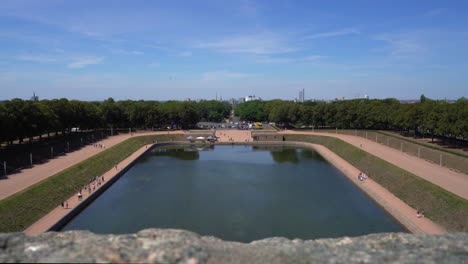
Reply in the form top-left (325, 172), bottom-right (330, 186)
top-left (239, 97), bottom-right (246, 103)
top-left (337, 96), bottom-right (345, 101)
top-left (31, 92), bottom-right (39, 102)
top-left (229, 98), bottom-right (239, 109)
top-left (298, 88), bottom-right (305, 102)
top-left (245, 95), bottom-right (261, 102)
top-left (364, 94), bottom-right (369, 99)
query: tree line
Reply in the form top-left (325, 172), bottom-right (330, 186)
top-left (0, 98), bottom-right (231, 145)
top-left (235, 96), bottom-right (468, 140)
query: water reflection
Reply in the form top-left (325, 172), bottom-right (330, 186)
top-left (149, 148), bottom-right (200, 160)
top-left (270, 149), bottom-right (299, 163)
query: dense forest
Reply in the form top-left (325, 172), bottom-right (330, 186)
top-left (235, 97), bottom-right (468, 140)
top-left (0, 98), bottom-right (231, 145)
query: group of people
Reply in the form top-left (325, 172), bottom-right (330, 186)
top-left (82, 175), bottom-right (105, 195)
top-left (61, 175), bottom-right (106, 209)
top-left (358, 172), bottom-right (368, 181)
top-left (218, 132), bottom-right (234, 142)
top-left (93, 143), bottom-right (106, 149)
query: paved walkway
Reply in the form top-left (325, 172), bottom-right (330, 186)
top-left (215, 130), bottom-right (252, 142)
top-left (281, 131), bottom-right (468, 200)
top-left (0, 131), bottom-right (182, 200)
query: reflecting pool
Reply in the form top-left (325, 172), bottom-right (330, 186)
top-left (62, 145), bottom-right (404, 242)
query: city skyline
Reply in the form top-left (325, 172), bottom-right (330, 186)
top-left (15, 90), bottom-right (459, 103)
top-left (1, 0), bottom-right (468, 101)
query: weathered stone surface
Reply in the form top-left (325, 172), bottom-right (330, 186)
top-left (0, 229), bottom-right (467, 263)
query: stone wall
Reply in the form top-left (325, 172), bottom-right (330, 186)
top-left (1, 229), bottom-right (467, 263)
top-left (251, 132), bottom-right (283, 142)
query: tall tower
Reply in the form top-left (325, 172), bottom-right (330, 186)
top-left (31, 92), bottom-right (39, 102)
top-left (298, 88), bottom-right (305, 102)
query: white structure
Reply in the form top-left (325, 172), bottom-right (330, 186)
top-left (364, 94), bottom-right (369, 99)
top-left (337, 96), bottom-right (345, 101)
top-left (245, 95), bottom-right (261, 101)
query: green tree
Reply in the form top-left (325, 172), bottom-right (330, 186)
top-left (235, 101), bottom-right (265, 121)
top-left (100, 98), bottom-right (124, 129)
top-left (178, 101), bottom-right (200, 129)
top-left (197, 100), bottom-right (231, 122)
top-left (420, 94), bottom-right (427, 103)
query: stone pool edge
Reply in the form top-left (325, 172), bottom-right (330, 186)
top-left (25, 141), bottom-right (446, 236)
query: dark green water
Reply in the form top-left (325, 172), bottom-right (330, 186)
top-left (62, 145), bottom-right (404, 242)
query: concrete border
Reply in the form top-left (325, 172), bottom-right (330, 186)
top-left (28, 140), bottom-right (445, 235)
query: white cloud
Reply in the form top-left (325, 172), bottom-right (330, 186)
top-left (424, 64), bottom-right (448, 69)
top-left (374, 33), bottom-right (424, 57)
top-left (238, 0), bottom-right (258, 17)
top-left (423, 8), bottom-right (446, 17)
top-left (17, 55), bottom-right (57, 63)
top-left (111, 49), bottom-right (144, 55)
top-left (306, 28), bottom-right (360, 39)
top-left (16, 53), bottom-right (106, 69)
top-left (201, 70), bottom-right (255, 81)
top-left (67, 57), bottom-right (103, 69)
top-left (197, 33), bottom-right (295, 54)
top-left (178, 51), bottom-right (192, 57)
top-left (257, 55), bottom-right (326, 64)
top-left (351, 73), bottom-right (369, 77)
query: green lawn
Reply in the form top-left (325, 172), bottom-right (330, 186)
top-left (285, 134), bottom-right (468, 232)
top-left (0, 134), bottom-right (179, 232)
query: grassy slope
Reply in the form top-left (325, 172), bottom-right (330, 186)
top-left (0, 134), bottom-right (178, 232)
top-left (377, 131), bottom-right (468, 159)
top-left (285, 134), bottom-right (468, 232)
top-left (293, 128), bottom-right (467, 159)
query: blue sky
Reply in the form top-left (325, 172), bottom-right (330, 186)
top-left (1, 0), bottom-right (467, 101)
